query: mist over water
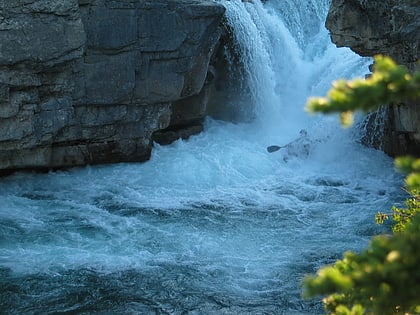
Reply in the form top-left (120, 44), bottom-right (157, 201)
top-left (0, 1), bottom-right (403, 314)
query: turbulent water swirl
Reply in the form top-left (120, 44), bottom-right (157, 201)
top-left (0, 1), bottom-right (403, 314)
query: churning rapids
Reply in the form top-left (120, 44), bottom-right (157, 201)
top-left (0, 1), bottom-right (405, 314)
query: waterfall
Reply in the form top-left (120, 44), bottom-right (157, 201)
top-left (217, 0), bottom-right (304, 127)
top-left (217, 0), bottom-right (371, 144)
top-left (357, 106), bottom-right (389, 150)
top-left (0, 1), bottom-right (403, 314)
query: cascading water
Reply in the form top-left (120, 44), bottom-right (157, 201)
top-left (0, 1), bottom-right (404, 314)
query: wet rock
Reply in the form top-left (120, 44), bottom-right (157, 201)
top-left (326, 0), bottom-right (420, 156)
top-left (0, 0), bottom-right (225, 173)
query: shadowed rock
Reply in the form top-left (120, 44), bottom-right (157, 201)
top-left (0, 0), bottom-right (225, 173)
top-left (326, 0), bottom-right (420, 157)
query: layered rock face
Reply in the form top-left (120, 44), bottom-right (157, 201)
top-left (326, 0), bottom-right (420, 156)
top-left (0, 0), bottom-right (225, 173)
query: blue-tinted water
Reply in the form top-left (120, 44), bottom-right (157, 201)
top-left (0, 1), bottom-right (403, 314)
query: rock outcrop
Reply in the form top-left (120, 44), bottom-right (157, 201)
top-left (326, 0), bottom-right (420, 156)
top-left (0, 0), bottom-right (225, 173)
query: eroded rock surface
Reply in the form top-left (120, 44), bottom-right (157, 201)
top-left (326, 0), bottom-right (420, 156)
top-left (0, 0), bottom-right (225, 173)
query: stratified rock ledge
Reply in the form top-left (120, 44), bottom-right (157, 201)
top-left (0, 0), bottom-right (225, 173)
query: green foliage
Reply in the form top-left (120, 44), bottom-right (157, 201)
top-left (395, 157), bottom-right (420, 191)
top-left (376, 156), bottom-right (420, 233)
top-left (305, 55), bottom-right (420, 127)
top-left (303, 215), bottom-right (420, 315)
top-left (302, 55), bottom-right (420, 314)
top-left (376, 189), bottom-right (420, 233)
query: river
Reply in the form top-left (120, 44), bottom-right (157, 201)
top-left (0, 0), bottom-right (403, 314)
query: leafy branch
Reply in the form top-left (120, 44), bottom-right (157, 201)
top-left (376, 189), bottom-right (420, 233)
top-left (302, 55), bottom-right (420, 314)
top-left (306, 55), bottom-right (420, 127)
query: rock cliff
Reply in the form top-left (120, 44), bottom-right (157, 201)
top-left (0, 0), bottom-right (225, 173)
top-left (326, 0), bottom-right (420, 156)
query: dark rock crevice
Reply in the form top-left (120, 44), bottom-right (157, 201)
top-left (326, 0), bottom-right (420, 157)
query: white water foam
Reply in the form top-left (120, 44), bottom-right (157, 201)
top-left (0, 1), bottom-right (404, 313)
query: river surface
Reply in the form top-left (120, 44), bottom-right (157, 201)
top-left (0, 1), bottom-right (403, 314)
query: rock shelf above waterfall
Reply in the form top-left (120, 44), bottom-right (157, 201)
top-left (0, 0), bottom-right (225, 174)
